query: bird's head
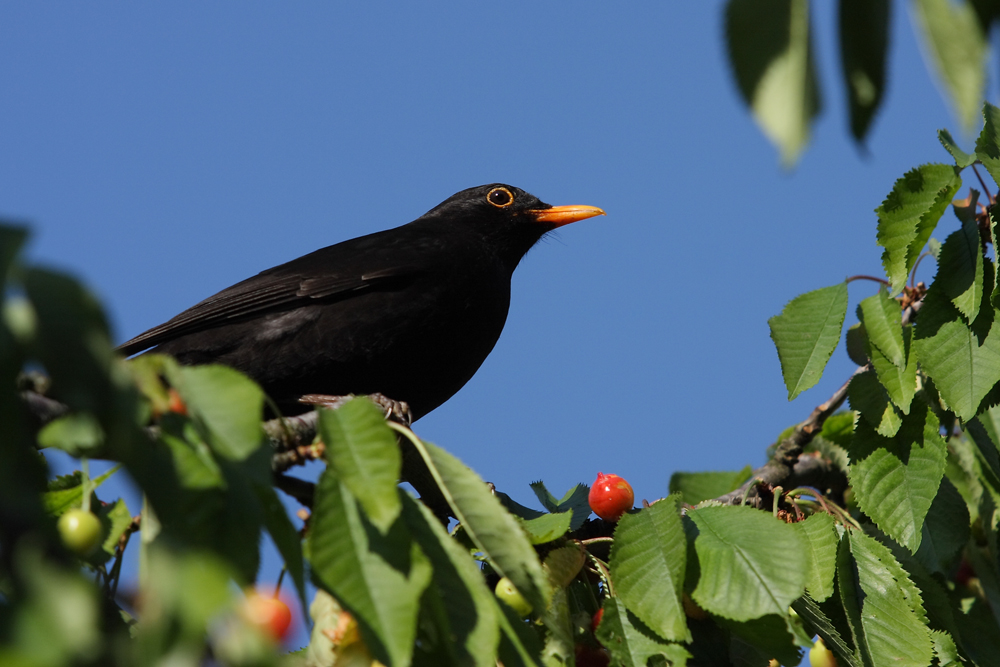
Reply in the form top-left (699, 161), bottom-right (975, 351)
top-left (422, 183), bottom-right (605, 267)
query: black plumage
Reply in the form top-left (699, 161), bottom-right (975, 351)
top-left (119, 184), bottom-right (604, 419)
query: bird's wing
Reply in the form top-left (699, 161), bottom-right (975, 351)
top-left (117, 261), bottom-right (420, 356)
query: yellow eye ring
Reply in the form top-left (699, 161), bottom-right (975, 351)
top-left (486, 187), bottom-right (514, 208)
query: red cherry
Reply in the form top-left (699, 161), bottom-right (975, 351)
top-left (588, 472), bottom-right (634, 522)
top-left (575, 644), bottom-right (610, 667)
top-left (243, 591), bottom-right (293, 642)
top-left (167, 388), bottom-right (187, 416)
top-left (955, 559), bottom-right (974, 586)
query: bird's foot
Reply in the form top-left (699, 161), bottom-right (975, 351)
top-left (298, 393), bottom-right (412, 426)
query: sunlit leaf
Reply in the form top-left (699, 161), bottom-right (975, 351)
top-left (668, 466), bottom-right (752, 505)
top-left (610, 496), bottom-right (689, 642)
top-left (689, 505), bottom-right (806, 621)
top-left (769, 281), bottom-right (849, 400)
top-left (848, 401), bottom-right (947, 552)
top-left (876, 164), bottom-right (961, 294)
top-left (412, 438), bottom-right (551, 615)
top-left (401, 495), bottom-right (500, 667)
top-left (915, 269), bottom-right (1000, 421)
top-left (796, 512), bottom-right (837, 601)
top-left (308, 473), bottom-right (431, 667)
top-left (595, 598), bottom-right (690, 667)
top-left (320, 398), bottom-right (401, 533)
top-left (846, 531), bottom-right (934, 666)
top-left (939, 128), bottom-right (976, 168)
top-left (859, 287), bottom-right (904, 366)
top-left (169, 364), bottom-right (264, 461)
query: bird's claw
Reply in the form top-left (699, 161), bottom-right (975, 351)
top-left (298, 393), bottom-right (412, 426)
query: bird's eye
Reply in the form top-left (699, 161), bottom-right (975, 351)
top-left (487, 187), bottom-right (514, 208)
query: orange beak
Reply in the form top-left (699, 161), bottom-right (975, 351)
top-left (527, 205), bottom-right (606, 227)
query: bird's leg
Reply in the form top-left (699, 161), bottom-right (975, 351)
top-left (298, 393), bottom-right (413, 426)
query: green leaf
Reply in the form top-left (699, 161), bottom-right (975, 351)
top-left (954, 597), bottom-right (1000, 667)
top-left (792, 595), bottom-right (861, 667)
top-left (689, 505), bottom-right (807, 621)
top-left (495, 602), bottom-right (544, 667)
top-left (859, 287), bottom-right (905, 366)
top-left (169, 364), bottom-right (264, 461)
top-left (930, 630), bottom-right (961, 667)
top-left (845, 322), bottom-right (869, 366)
top-left (915, 275), bottom-right (1000, 421)
top-left (12, 547), bottom-right (101, 664)
top-left (848, 368), bottom-right (902, 437)
top-left (400, 494), bottom-right (500, 667)
top-left (543, 545), bottom-right (585, 589)
top-left (838, 0), bottom-right (889, 143)
top-left (912, 0), bottom-right (987, 133)
top-left (596, 598), bottom-right (690, 667)
top-left (939, 128), bottom-right (977, 168)
top-left (252, 482), bottom-right (307, 611)
top-left (0, 223), bottom-right (28, 292)
top-left (23, 268), bottom-right (120, 417)
top-left (796, 512), bottom-right (838, 601)
top-left (719, 614), bottom-right (802, 667)
top-left (519, 512), bottom-right (573, 545)
top-left (724, 0), bottom-right (821, 165)
top-left (821, 411), bottom-right (857, 448)
top-left (529, 480), bottom-right (561, 512)
top-left (915, 477), bottom-right (970, 575)
top-left (609, 496), bottom-right (689, 642)
top-left (972, 405), bottom-right (1000, 459)
top-left (307, 473), bottom-right (431, 667)
top-left (138, 545), bottom-right (236, 654)
top-left (37, 412), bottom-right (105, 456)
top-left (937, 210), bottom-right (985, 323)
top-left (41, 465), bottom-right (120, 516)
top-left (540, 587), bottom-right (573, 667)
top-left (769, 281), bottom-right (849, 400)
top-left (159, 427), bottom-right (224, 490)
top-left (412, 437), bottom-right (551, 615)
top-left (976, 101), bottom-right (1000, 186)
top-left (319, 398), bottom-right (402, 533)
top-left (93, 498), bottom-right (132, 565)
top-left (876, 164), bottom-right (961, 294)
top-left (847, 530), bottom-right (934, 667)
top-left (870, 327), bottom-right (917, 415)
top-left (668, 467), bottom-right (752, 505)
top-left (848, 401), bottom-right (947, 552)
top-left (495, 492), bottom-right (546, 520)
top-left (555, 484), bottom-right (591, 531)
top-left (529, 481), bottom-right (591, 531)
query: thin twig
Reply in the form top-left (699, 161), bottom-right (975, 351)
top-left (846, 274), bottom-right (890, 286)
top-left (972, 163), bottom-right (994, 203)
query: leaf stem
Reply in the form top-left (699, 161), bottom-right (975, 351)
top-left (845, 274), bottom-right (890, 286)
top-left (81, 458), bottom-right (91, 513)
top-left (972, 163), bottom-right (993, 203)
top-left (274, 567), bottom-right (287, 598)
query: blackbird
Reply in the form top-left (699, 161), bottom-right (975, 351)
top-left (119, 184), bottom-right (604, 420)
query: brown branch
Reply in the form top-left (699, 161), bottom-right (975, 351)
top-left (715, 368), bottom-right (859, 507)
top-left (713, 292), bottom-right (925, 509)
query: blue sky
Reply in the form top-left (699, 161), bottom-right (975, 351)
top-left (1, 2), bottom-right (984, 650)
